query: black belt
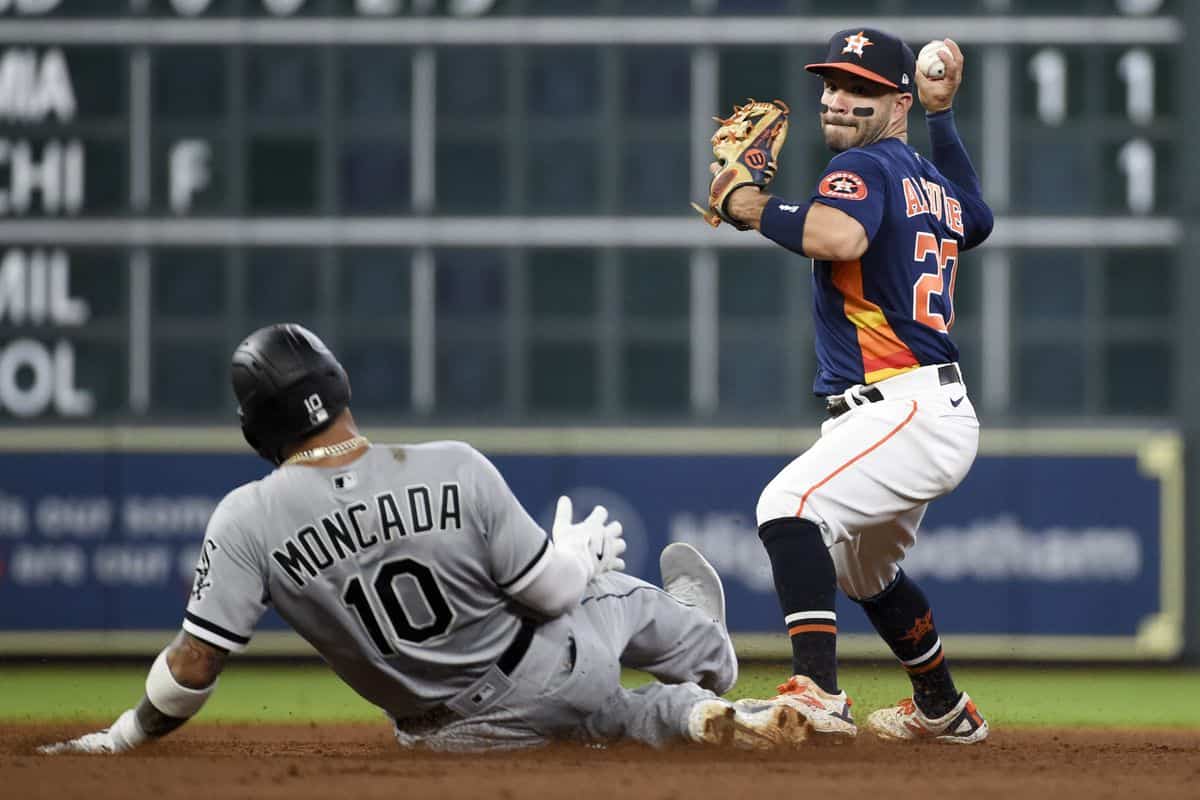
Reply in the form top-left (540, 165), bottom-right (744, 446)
top-left (497, 617), bottom-right (538, 675)
top-left (825, 364), bottom-right (961, 419)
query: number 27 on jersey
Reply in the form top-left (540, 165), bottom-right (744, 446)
top-left (912, 232), bottom-right (959, 334)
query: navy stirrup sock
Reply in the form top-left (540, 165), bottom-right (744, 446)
top-left (855, 569), bottom-right (959, 717)
top-left (758, 517), bottom-right (839, 694)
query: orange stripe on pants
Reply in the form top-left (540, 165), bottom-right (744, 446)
top-left (796, 400), bottom-right (919, 516)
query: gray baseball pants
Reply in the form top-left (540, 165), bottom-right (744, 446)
top-left (392, 571), bottom-right (737, 750)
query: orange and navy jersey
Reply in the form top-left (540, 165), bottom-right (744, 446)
top-left (801, 138), bottom-right (991, 395)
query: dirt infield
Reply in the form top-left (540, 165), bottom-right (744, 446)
top-left (3, 723), bottom-right (1199, 800)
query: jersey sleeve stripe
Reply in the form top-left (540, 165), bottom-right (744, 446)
top-left (499, 536), bottom-right (551, 591)
top-left (183, 611), bottom-right (252, 652)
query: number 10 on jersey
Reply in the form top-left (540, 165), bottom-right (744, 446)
top-left (912, 232), bottom-right (959, 333)
top-left (343, 558), bottom-right (454, 654)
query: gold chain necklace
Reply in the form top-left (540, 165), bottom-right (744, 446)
top-left (283, 435), bottom-right (370, 466)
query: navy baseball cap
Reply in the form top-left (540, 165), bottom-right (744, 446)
top-left (805, 28), bottom-right (916, 92)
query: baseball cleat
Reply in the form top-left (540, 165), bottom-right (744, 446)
top-left (734, 675), bottom-right (857, 739)
top-left (730, 702), bottom-right (810, 750)
top-left (686, 699), bottom-right (809, 750)
top-left (686, 700), bottom-right (737, 747)
top-left (660, 542), bottom-right (726, 627)
top-left (866, 692), bottom-right (988, 744)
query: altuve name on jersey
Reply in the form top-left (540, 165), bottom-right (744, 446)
top-left (272, 483), bottom-right (463, 588)
top-left (901, 177), bottom-right (965, 236)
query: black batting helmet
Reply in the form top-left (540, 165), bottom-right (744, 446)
top-left (231, 323), bottom-right (351, 464)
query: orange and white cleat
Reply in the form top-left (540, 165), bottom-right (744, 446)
top-left (866, 693), bottom-right (988, 744)
top-left (734, 675), bottom-right (856, 739)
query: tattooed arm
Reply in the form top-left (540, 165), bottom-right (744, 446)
top-left (39, 631), bottom-right (227, 755)
top-left (134, 631), bottom-right (227, 738)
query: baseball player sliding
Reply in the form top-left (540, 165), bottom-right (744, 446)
top-left (696, 29), bottom-right (993, 743)
top-left (40, 324), bottom-right (808, 754)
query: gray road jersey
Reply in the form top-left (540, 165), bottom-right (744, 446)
top-left (183, 442), bottom-right (552, 719)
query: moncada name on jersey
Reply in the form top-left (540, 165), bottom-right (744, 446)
top-left (272, 483), bottom-right (463, 588)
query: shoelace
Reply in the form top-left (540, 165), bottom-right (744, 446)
top-left (898, 698), bottom-right (917, 715)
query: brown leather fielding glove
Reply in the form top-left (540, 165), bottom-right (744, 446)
top-left (691, 98), bottom-right (790, 229)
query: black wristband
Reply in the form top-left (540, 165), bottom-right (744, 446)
top-left (759, 197), bottom-right (811, 256)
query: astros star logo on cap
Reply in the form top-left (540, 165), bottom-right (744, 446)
top-left (841, 31), bottom-right (873, 57)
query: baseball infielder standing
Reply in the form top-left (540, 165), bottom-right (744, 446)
top-left (40, 324), bottom-right (807, 754)
top-left (701, 29), bottom-right (993, 742)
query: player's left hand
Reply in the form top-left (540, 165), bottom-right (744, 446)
top-left (38, 708), bottom-right (147, 755)
top-left (691, 98), bottom-right (789, 229)
top-left (916, 38), bottom-right (963, 113)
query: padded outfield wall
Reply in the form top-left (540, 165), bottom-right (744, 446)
top-left (0, 425), bottom-right (1185, 662)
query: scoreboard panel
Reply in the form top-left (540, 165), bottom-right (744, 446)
top-left (0, 1), bottom-right (1189, 423)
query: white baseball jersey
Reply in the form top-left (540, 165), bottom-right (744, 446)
top-left (183, 442), bottom-right (553, 717)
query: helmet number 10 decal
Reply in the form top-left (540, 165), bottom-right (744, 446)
top-left (911, 232), bottom-right (959, 333)
top-left (304, 393), bottom-right (329, 425)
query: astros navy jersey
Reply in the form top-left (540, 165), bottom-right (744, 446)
top-left (182, 442), bottom-right (551, 719)
top-left (783, 138), bottom-right (990, 396)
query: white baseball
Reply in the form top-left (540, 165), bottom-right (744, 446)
top-left (917, 40), bottom-right (947, 79)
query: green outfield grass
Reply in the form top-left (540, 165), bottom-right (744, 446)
top-left (2, 662), bottom-right (1198, 728)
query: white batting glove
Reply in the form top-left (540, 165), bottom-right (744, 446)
top-left (38, 708), bottom-right (148, 755)
top-left (552, 496), bottom-right (626, 579)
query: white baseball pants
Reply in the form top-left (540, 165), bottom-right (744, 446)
top-left (756, 363), bottom-right (979, 599)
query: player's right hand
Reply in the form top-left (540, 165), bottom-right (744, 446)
top-left (38, 730), bottom-right (123, 755)
top-left (552, 496), bottom-right (626, 578)
top-left (38, 709), bottom-right (146, 755)
top-left (916, 38), bottom-right (963, 113)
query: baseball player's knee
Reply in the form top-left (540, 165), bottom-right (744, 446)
top-left (755, 482), bottom-right (798, 527)
top-left (715, 633), bottom-right (738, 694)
top-left (836, 563), bottom-right (899, 602)
top-left (697, 662), bottom-right (736, 696)
top-left (696, 628), bottom-right (737, 695)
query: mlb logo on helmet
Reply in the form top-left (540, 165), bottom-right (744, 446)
top-left (806, 27), bottom-right (916, 92)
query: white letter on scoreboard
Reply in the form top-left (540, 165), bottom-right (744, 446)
top-left (1116, 49), bottom-right (1154, 126)
top-left (0, 338), bottom-right (52, 417)
top-left (169, 0), bottom-right (212, 15)
top-left (169, 139), bottom-right (211, 214)
top-left (53, 340), bottom-right (93, 416)
top-left (262, 0), bottom-right (306, 15)
top-left (356, 0), bottom-right (401, 14)
top-left (0, 0), bottom-right (64, 14)
top-left (0, 139), bottom-right (83, 215)
top-left (0, 249), bottom-right (88, 326)
top-left (0, 339), bottom-right (94, 417)
top-left (1028, 48), bottom-right (1066, 127)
